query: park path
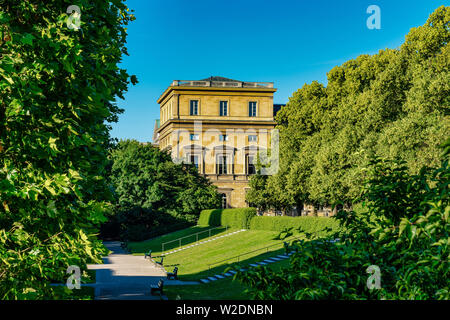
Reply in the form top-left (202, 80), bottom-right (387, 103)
top-left (87, 241), bottom-right (168, 300)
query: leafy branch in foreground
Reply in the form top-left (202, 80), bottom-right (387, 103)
top-left (0, 1), bottom-right (135, 299)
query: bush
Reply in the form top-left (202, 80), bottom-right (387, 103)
top-left (198, 208), bottom-right (257, 229)
top-left (249, 216), bottom-right (340, 237)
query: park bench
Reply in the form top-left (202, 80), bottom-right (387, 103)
top-left (150, 278), bottom-right (164, 296)
top-left (167, 267), bottom-right (178, 280)
top-left (155, 256), bottom-right (164, 266)
top-left (144, 250), bottom-right (152, 259)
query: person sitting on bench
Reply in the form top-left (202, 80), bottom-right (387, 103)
top-left (150, 278), bottom-right (164, 295)
top-left (144, 250), bottom-right (152, 259)
top-left (167, 267), bottom-right (178, 280)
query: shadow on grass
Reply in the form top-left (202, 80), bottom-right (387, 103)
top-left (164, 263), bottom-right (180, 268)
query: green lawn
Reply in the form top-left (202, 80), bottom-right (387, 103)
top-left (165, 258), bottom-right (291, 300)
top-left (127, 225), bottom-right (231, 256)
top-left (129, 225), bottom-right (304, 299)
top-left (157, 229), bottom-right (303, 280)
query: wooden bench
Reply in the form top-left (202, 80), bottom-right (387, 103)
top-left (144, 250), bottom-right (152, 259)
top-left (167, 267), bottom-right (178, 280)
top-left (150, 278), bottom-right (164, 295)
top-left (155, 256), bottom-right (164, 266)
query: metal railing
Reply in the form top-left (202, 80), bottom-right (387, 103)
top-left (171, 80), bottom-right (274, 89)
top-left (206, 235), bottom-right (302, 272)
top-left (161, 225), bottom-right (229, 254)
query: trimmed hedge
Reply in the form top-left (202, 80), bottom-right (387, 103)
top-left (249, 216), bottom-right (340, 236)
top-left (198, 208), bottom-right (257, 229)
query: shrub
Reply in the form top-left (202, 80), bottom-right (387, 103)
top-left (249, 216), bottom-right (340, 237)
top-left (198, 208), bottom-right (257, 229)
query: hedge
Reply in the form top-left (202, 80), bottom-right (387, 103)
top-left (249, 216), bottom-right (340, 236)
top-left (197, 208), bottom-right (257, 229)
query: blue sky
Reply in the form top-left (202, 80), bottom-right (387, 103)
top-left (110, 0), bottom-right (448, 142)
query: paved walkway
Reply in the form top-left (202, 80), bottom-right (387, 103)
top-left (87, 241), bottom-right (196, 300)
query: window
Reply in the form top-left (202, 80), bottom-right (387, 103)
top-left (248, 101), bottom-right (257, 117)
top-left (217, 155), bottom-right (228, 174)
top-left (190, 155), bottom-right (199, 169)
top-left (221, 193), bottom-right (227, 209)
top-left (248, 135), bottom-right (257, 142)
top-left (190, 100), bottom-right (199, 115)
top-left (219, 101), bottom-right (228, 116)
top-left (247, 155), bottom-right (256, 175)
top-left (190, 134), bottom-right (199, 141)
top-left (219, 134), bottom-right (228, 142)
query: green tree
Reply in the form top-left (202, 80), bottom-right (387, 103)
top-left (0, 1), bottom-right (135, 299)
top-left (108, 140), bottom-right (221, 241)
top-left (237, 138), bottom-right (449, 300)
top-left (255, 6), bottom-right (449, 211)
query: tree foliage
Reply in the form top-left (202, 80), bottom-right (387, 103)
top-left (247, 6), bottom-right (449, 211)
top-left (107, 140), bottom-right (221, 241)
top-left (0, 0), bottom-right (135, 299)
top-left (237, 138), bottom-right (449, 300)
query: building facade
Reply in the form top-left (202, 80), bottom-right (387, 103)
top-left (155, 76), bottom-right (279, 208)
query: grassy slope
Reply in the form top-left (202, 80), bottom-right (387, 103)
top-left (160, 229), bottom-right (303, 280)
top-left (127, 225), bottom-right (229, 255)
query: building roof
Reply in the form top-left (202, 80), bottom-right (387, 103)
top-left (157, 77), bottom-right (276, 104)
top-left (200, 76), bottom-right (241, 82)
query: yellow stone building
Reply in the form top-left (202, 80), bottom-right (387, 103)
top-left (155, 76), bottom-right (281, 208)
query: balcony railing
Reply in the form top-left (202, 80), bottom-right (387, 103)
top-left (171, 80), bottom-right (274, 89)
